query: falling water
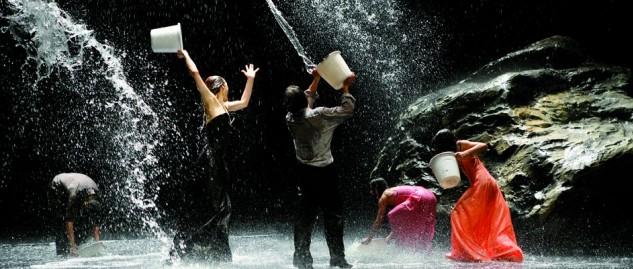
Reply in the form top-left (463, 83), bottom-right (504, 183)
top-left (264, 0), bottom-right (315, 69)
top-left (3, 0), bottom-right (168, 243)
top-left (265, 0), bottom-right (449, 206)
top-left (277, 0), bottom-right (446, 115)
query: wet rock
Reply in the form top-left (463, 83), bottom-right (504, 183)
top-left (371, 36), bottom-right (633, 253)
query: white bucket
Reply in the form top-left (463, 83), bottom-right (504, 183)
top-left (316, 51), bottom-right (353, 90)
top-left (150, 23), bottom-right (183, 53)
top-left (429, 152), bottom-right (461, 189)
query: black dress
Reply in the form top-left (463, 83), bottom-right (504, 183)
top-left (172, 113), bottom-right (233, 262)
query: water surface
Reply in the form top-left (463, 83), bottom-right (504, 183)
top-left (2, 234), bottom-right (631, 269)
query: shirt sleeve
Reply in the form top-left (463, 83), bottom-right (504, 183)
top-left (309, 93), bottom-right (355, 124)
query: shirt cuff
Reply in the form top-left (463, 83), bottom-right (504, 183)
top-left (341, 93), bottom-right (355, 102)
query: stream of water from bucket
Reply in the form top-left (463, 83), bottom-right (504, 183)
top-left (3, 0), bottom-right (169, 245)
top-left (264, 0), bottom-right (314, 69)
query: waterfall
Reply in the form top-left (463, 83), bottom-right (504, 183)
top-left (3, 0), bottom-right (168, 243)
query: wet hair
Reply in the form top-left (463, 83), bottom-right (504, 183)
top-left (205, 76), bottom-right (226, 94)
top-left (369, 178), bottom-right (389, 198)
top-left (284, 85), bottom-right (308, 114)
top-left (431, 128), bottom-right (458, 153)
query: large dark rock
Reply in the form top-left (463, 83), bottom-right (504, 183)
top-left (371, 36), bottom-right (633, 254)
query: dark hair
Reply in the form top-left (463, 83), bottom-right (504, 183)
top-left (431, 129), bottom-right (458, 153)
top-left (284, 85), bottom-right (308, 113)
top-left (205, 76), bottom-right (226, 94)
top-left (369, 177), bottom-right (389, 198)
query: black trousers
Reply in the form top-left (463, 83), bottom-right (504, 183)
top-left (172, 189), bottom-right (231, 262)
top-left (172, 148), bottom-right (232, 262)
top-left (293, 162), bottom-right (346, 266)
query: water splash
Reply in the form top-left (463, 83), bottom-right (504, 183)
top-left (8, 237), bottom-right (633, 268)
top-left (2, 0), bottom-right (92, 80)
top-left (280, 0), bottom-right (446, 111)
top-left (270, 0), bottom-right (448, 183)
top-left (3, 0), bottom-right (168, 243)
top-left (264, 0), bottom-right (315, 69)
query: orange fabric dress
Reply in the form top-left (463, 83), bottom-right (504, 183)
top-left (447, 156), bottom-right (524, 262)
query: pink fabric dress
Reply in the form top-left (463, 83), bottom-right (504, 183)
top-left (386, 186), bottom-right (437, 250)
top-left (447, 156), bottom-right (524, 262)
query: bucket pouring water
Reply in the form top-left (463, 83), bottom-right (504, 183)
top-left (429, 152), bottom-right (461, 189)
top-left (150, 23), bottom-right (183, 53)
top-left (316, 51), bottom-right (353, 90)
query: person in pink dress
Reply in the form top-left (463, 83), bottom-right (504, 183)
top-left (362, 178), bottom-right (437, 251)
top-left (432, 129), bottom-right (523, 262)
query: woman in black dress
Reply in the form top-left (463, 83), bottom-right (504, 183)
top-left (171, 49), bottom-right (259, 262)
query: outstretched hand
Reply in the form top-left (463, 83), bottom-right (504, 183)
top-left (176, 49), bottom-right (187, 59)
top-left (241, 64), bottom-right (260, 79)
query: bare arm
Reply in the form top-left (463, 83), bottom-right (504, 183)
top-left (65, 221), bottom-right (77, 256)
top-left (456, 140), bottom-right (488, 160)
top-left (225, 64), bottom-right (260, 111)
top-left (340, 72), bottom-right (355, 95)
top-left (362, 190), bottom-right (390, 244)
top-left (177, 50), bottom-right (224, 119)
top-left (93, 225), bottom-right (100, 241)
top-left (306, 66), bottom-right (320, 110)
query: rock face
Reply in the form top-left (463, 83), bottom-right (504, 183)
top-left (371, 36), bottom-right (633, 253)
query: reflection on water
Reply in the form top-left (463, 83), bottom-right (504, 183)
top-left (1, 235), bottom-right (631, 269)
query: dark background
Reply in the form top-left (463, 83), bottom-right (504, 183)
top-left (1, 0), bottom-right (631, 239)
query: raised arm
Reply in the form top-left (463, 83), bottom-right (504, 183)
top-left (225, 64), bottom-right (260, 111)
top-left (362, 190), bottom-right (390, 245)
top-left (306, 66), bottom-right (320, 109)
top-left (93, 225), bottom-right (100, 241)
top-left (456, 140), bottom-right (488, 160)
top-left (312, 73), bottom-right (356, 121)
top-left (340, 73), bottom-right (355, 95)
top-left (177, 50), bottom-right (224, 120)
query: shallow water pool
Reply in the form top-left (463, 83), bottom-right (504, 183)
top-left (1, 234), bottom-right (631, 269)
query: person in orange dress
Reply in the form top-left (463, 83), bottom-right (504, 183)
top-left (431, 129), bottom-right (523, 262)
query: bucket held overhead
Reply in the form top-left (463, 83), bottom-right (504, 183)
top-left (316, 51), bottom-right (354, 90)
top-left (150, 23), bottom-right (183, 53)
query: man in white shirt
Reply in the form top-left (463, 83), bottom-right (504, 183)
top-left (285, 68), bottom-right (356, 269)
top-left (48, 173), bottom-right (101, 256)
